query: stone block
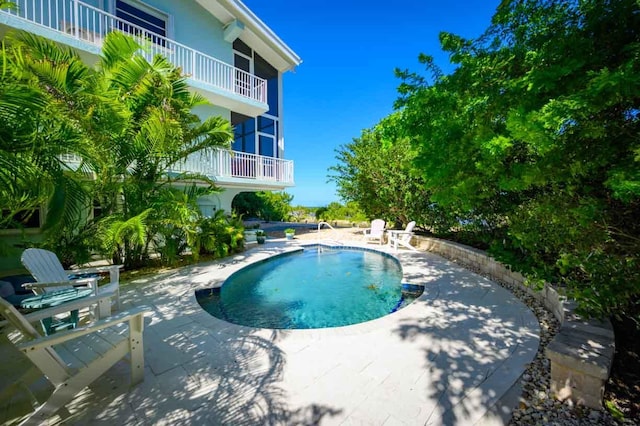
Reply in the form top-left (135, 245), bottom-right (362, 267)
top-left (546, 325), bottom-right (615, 409)
top-left (549, 362), bottom-right (607, 409)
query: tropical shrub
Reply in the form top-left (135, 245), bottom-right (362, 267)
top-left (232, 191), bottom-right (293, 222)
top-left (195, 211), bottom-right (245, 260)
top-left (332, 0), bottom-right (640, 319)
top-left (0, 30), bottom-right (234, 268)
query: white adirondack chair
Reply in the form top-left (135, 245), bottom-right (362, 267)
top-left (387, 221), bottom-right (418, 251)
top-left (0, 296), bottom-right (150, 425)
top-left (363, 219), bottom-right (386, 245)
top-left (21, 248), bottom-right (122, 310)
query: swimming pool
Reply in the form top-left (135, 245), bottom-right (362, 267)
top-left (196, 245), bottom-right (420, 329)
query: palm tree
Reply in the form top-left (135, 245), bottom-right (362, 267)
top-left (1, 30), bottom-right (233, 267)
top-left (0, 31), bottom-right (95, 234)
top-left (88, 32), bottom-right (232, 266)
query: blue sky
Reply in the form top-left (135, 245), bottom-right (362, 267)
top-left (242, 0), bottom-right (501, 207)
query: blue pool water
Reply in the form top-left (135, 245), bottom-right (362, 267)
top-left (196, 246), bottom-right (416, 329)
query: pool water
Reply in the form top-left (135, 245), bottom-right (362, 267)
top-left (196, 246), bottom-right (415, 329)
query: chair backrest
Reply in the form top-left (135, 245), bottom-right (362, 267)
top-left (402, 221), bottom-right (416, 242)
top-left (370, 219), bottom-right (386, 237)
top-left (21, 248), bottom-right (71, 293)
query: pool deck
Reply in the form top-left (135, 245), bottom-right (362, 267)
top-left (0, 236), bottom-right (540, 425)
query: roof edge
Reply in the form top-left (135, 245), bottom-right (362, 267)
top-left (224, 0), bottom-right (302, 71)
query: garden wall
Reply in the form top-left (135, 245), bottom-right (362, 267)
top-left (412, 235), bottom-right (615, 409)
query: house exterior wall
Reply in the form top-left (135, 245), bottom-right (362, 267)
top-left (0, 0), bottom-right (299, 274)
top-left (109, 0), bottom-right (233, 65)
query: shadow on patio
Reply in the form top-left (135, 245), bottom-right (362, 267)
top-left (0, 248), bottom-right (343, 425)
top-left (390, 252), bottom-right (540, 424)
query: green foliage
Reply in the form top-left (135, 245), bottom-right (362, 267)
top-left (317, 201), bottom-right (367, 223)
top-left (397, 0), bottom-right (640, 318)
top-left (605, 400), bottom-right (625, 421)
top-left (315, 206), bottom-right (328, 220)
top-left (331, 0), bottom-right (640, 319)
top-left (194, 211), bottom-right (245, 260)
top-left (0, 30), bottom-right (235, 268)
top-left (232, 191), bottom-right (293, 222)
top-left (330, 113), bottom-right (457, 231)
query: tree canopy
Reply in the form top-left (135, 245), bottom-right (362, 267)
top-left (332, 0), bottom-right (640, 318)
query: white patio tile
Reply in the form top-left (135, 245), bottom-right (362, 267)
top-left (0, 241), bottom-right (539, 425)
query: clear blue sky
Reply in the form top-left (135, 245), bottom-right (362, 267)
top-left (242, 0), bottom-right (501, 207)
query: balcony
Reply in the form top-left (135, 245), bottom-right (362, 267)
top-left (0, 0), bottom-right (269, 116)
top-left (61, 149), bottom-right (295, 189)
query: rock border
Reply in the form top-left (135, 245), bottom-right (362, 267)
top-left (412, 236), bottom-right (616, 413)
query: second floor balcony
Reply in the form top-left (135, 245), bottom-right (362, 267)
top-left (61, 148), bottom-right (295, 189)
top-left (0, 0), bottom-right (269, 116)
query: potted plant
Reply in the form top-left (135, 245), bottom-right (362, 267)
top-left (243, 224), bottom-right (260, 243)
top-left (255, 230), bottom-right (266, 244)
top-left (284, 228), bottom-right (295, 240)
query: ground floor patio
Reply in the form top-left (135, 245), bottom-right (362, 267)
top-left (0, 232), bottom-right (539, 425)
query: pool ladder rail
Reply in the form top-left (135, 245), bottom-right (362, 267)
top-left (315, 222), bottom-right (345, 247)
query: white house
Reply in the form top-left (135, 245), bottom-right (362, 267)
top-left (0, 0), bottom-right (302, 214)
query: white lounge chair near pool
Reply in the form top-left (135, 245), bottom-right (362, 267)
top-left (387, 221), bottom-right (417, 251)
top-left (0, 296), bottom-right (150, 425)
top-left (363, 219), bottom-right (386, 245)
top-left (21, 248), bottom-right (122, 310)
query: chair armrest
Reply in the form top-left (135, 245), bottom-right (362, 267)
top-left (17, 306), bottom-right (151, 351)
top-left (0, 292), bottom-right (115, 329)
top-left (388, 230), bottom-right (414, 236)
top-left (21, 293), bottom-right (113, 323)
top-left (66, 265), bottom-right (123, 275)
top-left (22, 278), bottom-right (98, 290)
top-left (67, 264), bottom-right (123, 284)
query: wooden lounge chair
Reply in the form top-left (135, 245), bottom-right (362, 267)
top-left (0, 296), bottom-right (150, 425)
top-left (21, 248), bottom-right (122, 310)
top-left (363, 219), bottom-right (386, 245)
top-left (387, 221), bottom-right (417, 251)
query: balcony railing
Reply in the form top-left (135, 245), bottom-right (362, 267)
top-left (2, 0), bottom-right (267, 104)
top-left (170, 149), bottom-right (294, 185)
top-left (61, 149), bottom-right (294, 185)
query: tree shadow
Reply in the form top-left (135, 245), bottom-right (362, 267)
top-left (0, 246), bottom-right (343, 425)
top-left (391, 252), bottom-right (540, 424)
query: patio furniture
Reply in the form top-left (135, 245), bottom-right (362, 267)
top-left (0, 280), bottom-right (33, 307)
top-left (0, 296), bottom-right (150, 425)
top-left (20, 288), bottom-right (97, 335)
top-left (363, 219), bottom-right (386, 245)
top-left (387, 221), bottom-right (417, 251)
top-left (21, 248), bottom-right (122, 310)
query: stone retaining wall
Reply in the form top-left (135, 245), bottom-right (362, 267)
top-left (412, 235), bottom-right (615, 409)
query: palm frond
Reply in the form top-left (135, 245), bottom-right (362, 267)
top-left (42, 173), bottom-right (90, 232)
top-left (99, 32), bottom-right (142, 71)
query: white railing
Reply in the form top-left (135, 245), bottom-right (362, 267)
top-left (2, 0), bottom-right (267, 104)
top-left (171, 149), bottom-right (294, 184)
top-left (60, 149), bottom-right (294, 185)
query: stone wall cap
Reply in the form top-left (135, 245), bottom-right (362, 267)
top-left (546, 330), bottom-right (614, 378)
top-left (564, 317), bottom-right (614, 339)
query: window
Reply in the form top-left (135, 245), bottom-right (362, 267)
top-left (115, 0), bottom-right (168, 46)
top-left (232, 112), bottom-right (256, 154)
top-left (233, 39), bottom-right (252, 57)
top-left (231, 43), bottom-right (282, 161)
top-left (258, 116), bottom-right (275, 135)
top-left (1, 209), bottom-right (41, 229)
top-left (255, 54), bottom-right (279, 116)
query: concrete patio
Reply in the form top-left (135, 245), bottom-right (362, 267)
top-left (0, 236), bottom-right (540, 425)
